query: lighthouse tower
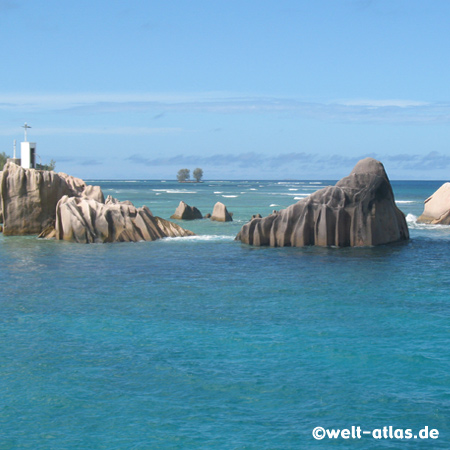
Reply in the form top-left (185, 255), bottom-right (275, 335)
top-left (20, 123), bottom-right (36, 169)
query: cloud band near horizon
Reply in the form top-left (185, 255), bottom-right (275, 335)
top-left (125, 150), bottom-right (450, 173)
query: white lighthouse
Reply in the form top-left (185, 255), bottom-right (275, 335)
top-left (20, 123), bottom-right (36, 169)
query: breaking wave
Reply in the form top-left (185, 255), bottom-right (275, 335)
top-left (162, 235), bottom-right (234, 242)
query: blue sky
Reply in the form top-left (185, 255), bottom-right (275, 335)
top-left (1, 0), bottom-right (450, 180)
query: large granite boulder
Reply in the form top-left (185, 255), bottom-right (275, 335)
top-left (170, 201), bottom-right (203, 220)
top-left (41, 195), bottom-right (195, 243)
top-left (211, 202), bottom-right (233, 222)
top-left (236, 158), bottom-right (409, 247)
top-left (417, 183), bottom-right (450, 225)
top-left (0, 162), bottom-right (104, 236)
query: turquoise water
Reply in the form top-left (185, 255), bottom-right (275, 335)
top-left (1, 180), bottom-right (449, 449)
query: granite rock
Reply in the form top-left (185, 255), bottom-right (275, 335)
top-left (211, 202), bottom-right (233, 222)
top-left (236, 158), bottom-right (409, 247)
top-left (170, 201), bottom-right (203, 220)
top-left (0, 162), bottom-right (104, 236)
top-left (44, 195), bottom-right (195, 243)
top-left (417, 183), bottom-right (450, 225)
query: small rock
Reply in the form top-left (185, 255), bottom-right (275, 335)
top-left (170, 201), bottom-right (203, 220)
top-left (211, 202), bottom-right (233, 222)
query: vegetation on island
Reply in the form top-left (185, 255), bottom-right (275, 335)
top-left (177, 167), bottom-right (203, 182)
top-left (0, 152), bottom-right (56, 171)
top-left (177, 168), bottom-right (190, 182)
top-left (36, 159), bottom-right (56, 171)
top-left (193, 168), bottom-right (203, 182)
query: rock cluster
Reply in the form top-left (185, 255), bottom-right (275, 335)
top-left (236, 158), bottom-right (409, 247)
top-left (1, 163), bottom-right (194, 243)
top-left (169, 200), bottom-right (233, 222)
top-left (417, 183), bottom-right (450, 225)
top-left (39, 195), bottom-right (195, 243)
top-left (0, 162), bottom-right (103, 235)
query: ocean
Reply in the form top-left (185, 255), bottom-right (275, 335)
top-left (0, 179), bottom-right (449, 449)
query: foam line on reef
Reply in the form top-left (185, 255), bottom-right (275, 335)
top-left (152, 189), bottom-right (197, 194)
top-left (162, 235), bottom-right (235, 242)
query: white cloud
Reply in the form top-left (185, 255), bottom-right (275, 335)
top-left (1, 92), bottom-right (450, 124)
top-left (336, 99), bottom-right (429, 108)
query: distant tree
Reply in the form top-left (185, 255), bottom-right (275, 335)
top-left (177, 168), bottom-right (190, 182)
top-left (193, 168), bottom-right (203, 182)
top-left (36, 159), bottom-right (56, 171)
top-left (0, 152), bottom-right (10, 170)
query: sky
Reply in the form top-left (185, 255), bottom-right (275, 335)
top-left (1, 0), bottom-right (450, 180)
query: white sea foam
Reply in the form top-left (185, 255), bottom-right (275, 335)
top-left (96, 180), bottom-right (139, 183)
top-left (222, 195), bottom-right (238, 198)
top-left (250, 188), bottom-right (257, 191)
top-left (310, 182), bottom-right (322, 184)
top-left (152, 189), bottom-right (197, 194)
top-left (396, 200), bottom-right (415, 204)
top-left (294, 195), bottom-right (310, 200)
top-left (288, 188), bottom-right (298, 191)
top-left (405, 213), bottom-right (444, 230)
top-left (214, 191), bottom-right (223, 194)
top-left (162, 235), bottom-right (234, 242)
top-left (269, 204), bottom-right (279, 207)
top-left (277, 182), bottom-right (305, 185)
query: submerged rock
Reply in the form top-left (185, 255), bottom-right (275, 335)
top-left (170, 201), bottom-right (203, 220)
top-left (211, 202), bottom-right (233, 222)
top-left (236, 158), bottom-right (409, 247)
top-left (41, 195), bottom-right (195, 243)
top-left (0, 162), bottom-right (104, 236)
top-left (417, 183), bottom-right (450, 225)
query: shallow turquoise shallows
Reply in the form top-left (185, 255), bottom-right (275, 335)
top-left (1, 180), bottom-right (449, 450)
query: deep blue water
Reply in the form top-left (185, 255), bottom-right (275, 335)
top-left (1, 180), bottom-right (449, 449)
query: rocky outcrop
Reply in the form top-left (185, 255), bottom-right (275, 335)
top-left (417, 183), bottom-right (450, 225)
top-left (211, 202), bottom-right (233, 222)
top-left (170, 201), bottom-right (203, 220)
top-left (236, 158), bottom-right (409, 247)
top-left (105, 195), bottom-right (133, 206)
top-left (0, 162), bottom-right (104, 236)
top-left (40, 195), bottom-right (195, 243)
